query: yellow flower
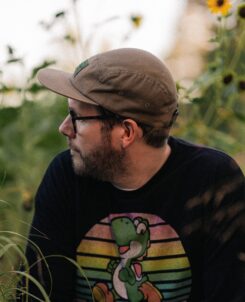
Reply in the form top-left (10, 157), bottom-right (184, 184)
top-left (131, 15), bottom-right (143, 28)
top-left (207, 0), bottom-right (232, 16)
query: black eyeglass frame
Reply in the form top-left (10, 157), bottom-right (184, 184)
top-left (69, 110), bottom-right (123, 133)
top-left (69, 107), bottom-right (179, 133)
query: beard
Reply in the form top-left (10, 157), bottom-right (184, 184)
top-left (70, 133), bottom-right (127, 182)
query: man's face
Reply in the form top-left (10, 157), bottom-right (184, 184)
top-left (59, 98), bottom-right (126, 182)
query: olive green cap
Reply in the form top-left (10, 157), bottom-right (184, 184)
top-left (37, 48), bottom-right (178, 128)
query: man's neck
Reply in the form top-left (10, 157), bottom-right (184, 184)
top-left (112, 143), bottom-right (171, 191)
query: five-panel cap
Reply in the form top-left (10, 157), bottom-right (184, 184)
top-left (37, 48), bottom-right (178, 128)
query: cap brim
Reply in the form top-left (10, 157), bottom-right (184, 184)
top-left (37, 68), bottom-right (98, 106)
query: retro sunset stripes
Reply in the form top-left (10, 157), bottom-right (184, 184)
top-left (75, 213), bottom-right (192, 301)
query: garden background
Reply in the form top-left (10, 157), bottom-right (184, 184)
top-left (0, 0), bottom-right (244, 300)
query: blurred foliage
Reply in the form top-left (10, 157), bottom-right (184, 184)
top-left (174, 1), bottom-right (245, 161)
top-left (0, 43), bottom-right (67, 239)
top-left (0, 97), bottom-right (67, 235)
top-left (0, 0), bottom-right (244, 299)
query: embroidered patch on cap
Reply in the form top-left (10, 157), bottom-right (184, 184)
top-left (73, 59), bottom-right (89, 77)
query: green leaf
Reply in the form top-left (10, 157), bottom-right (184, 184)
top-left (0, 84), bottom-right (20, 93)
top-left (64, 34), bottom-right (76, 44)
top-left (191, 97), bottom-right (206, 104)
top-left (29, 60), bottom-right (56, 80)
top-left (6, 58), bottom-right (23, 64)
top-left (233, 111), bottom-right (245, 123)
top-left (55, 11), bottom-right (65, 18)
top-left (0, 199), bottom-right (10, 209)
top-left (27, 83), bottom-right (45, 94)
top-left (0, 243), bottom-right (15, 258)
top-left (6, 45), bottom-right (14, 56)
top-left (11, 271), bottom-right (51, 301)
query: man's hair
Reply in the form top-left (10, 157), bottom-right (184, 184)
top-left (96, 106), bottom-right (177, 148)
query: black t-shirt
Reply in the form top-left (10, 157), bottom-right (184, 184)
top-left (23, 137), bottom-right (245, 302)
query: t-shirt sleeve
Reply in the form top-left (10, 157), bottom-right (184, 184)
top-left (21, 151), bottom-right (77, 302)
top-left (202, 154), bottom-right (245, 302)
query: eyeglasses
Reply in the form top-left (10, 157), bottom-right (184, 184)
top-left (69, 110), bottom-right (122, 133)
top-left (68, 107), bottom-right (179, 133)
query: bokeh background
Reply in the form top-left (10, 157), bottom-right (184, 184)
top-left (0, 0), bottom-right (244, 299)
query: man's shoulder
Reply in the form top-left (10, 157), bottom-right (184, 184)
top-left (45, 149), bottom-right (74, 178)
top-left (169, 136), bottom-right (243, 175)
top-left (170, 136), bottom-right (234, 160)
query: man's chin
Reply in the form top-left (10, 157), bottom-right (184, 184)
top-left (70, 150), bottom-right (85, 175)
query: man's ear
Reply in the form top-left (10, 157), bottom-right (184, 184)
top-left (120, 119), bottom-right (142, 148)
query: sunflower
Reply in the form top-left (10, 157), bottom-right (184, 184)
top-left (237, 3), bottom-right (245, 20)
top-left (238, 77), bottom-right (245, 91)
top-left (222, 72), bottom-right (235, 85)
top-left (130, 15), bottom-right (143, 28)
top-left (207, 0), bottom-right (232, 16)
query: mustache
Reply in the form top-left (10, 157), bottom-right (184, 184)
top-left (68, 143), bottom-right (80, 154)
top-left (68, 141), bottom-right (84, 159)
top-left (68, 140), bottom-right (76, 151)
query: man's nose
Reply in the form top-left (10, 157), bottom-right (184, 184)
top-left (59, 115), bottom-right (76, 138)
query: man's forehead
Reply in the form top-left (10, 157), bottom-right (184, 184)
top-left (68, 98), bottom-right (98, 112)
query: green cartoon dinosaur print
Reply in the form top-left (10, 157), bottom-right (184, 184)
top-left (92, 216), bottom-right (163, 302)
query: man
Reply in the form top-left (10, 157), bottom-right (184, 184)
top-left (21, 48), bottom-right (244, 302)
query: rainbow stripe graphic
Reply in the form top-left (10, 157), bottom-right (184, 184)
top-left (75, 213), bottom-right (192, 301)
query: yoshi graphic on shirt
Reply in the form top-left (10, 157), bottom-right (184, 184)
top-left (92, 216), bottom-right (163, 302)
